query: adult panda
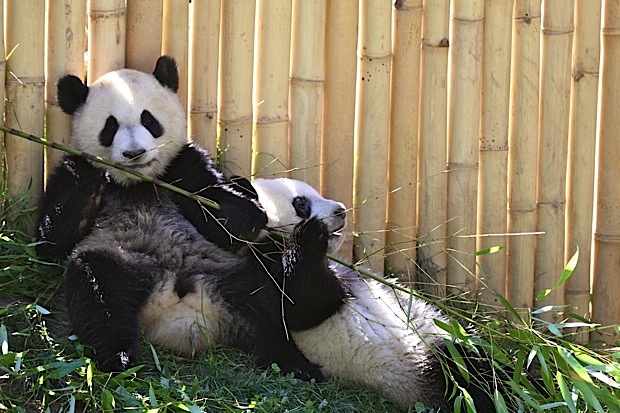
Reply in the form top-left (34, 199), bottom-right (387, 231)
top-left (251, 177), bottom-right (498, 412)
top-left (36, 56), bottom-right (321, 378)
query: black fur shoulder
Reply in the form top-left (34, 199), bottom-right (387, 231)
top-left (36, 155), bottom-right (109, 258)
top-left (161, 143), bottom-right (267, 251)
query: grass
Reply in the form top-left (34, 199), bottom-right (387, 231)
top-left (1, 187), bottom-right (619, 412)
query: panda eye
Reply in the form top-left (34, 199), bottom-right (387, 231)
top-left (99, 116), bottom-right (118, 147)
top-left (292, 196), bottom-right (311, 219)
top-left (141, 110), bottom-right (164, 138)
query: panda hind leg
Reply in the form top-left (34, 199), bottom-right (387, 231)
top-left (64, 249), bottom-right (152, 372)
top-left (250, 319), bottom-right (324, 381)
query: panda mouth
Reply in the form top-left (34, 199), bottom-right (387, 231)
top-left (124, 159), bottom-right (156, 170)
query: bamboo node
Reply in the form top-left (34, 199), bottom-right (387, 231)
top-left (572, 68), bottom-right (598, 81)
top-left (593, 233), bottom-right (620, 243)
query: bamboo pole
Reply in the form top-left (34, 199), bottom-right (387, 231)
top-left (592, 0), bottom-right (620, 344)
top-left (535, 0), bottom-right (575, 321)
top-left (162, 0), bottom-right (189, 112)
top-left (87, 0), bottom-right (126, 83)
top-left (416, 0), bottom-right (450, 296)
top-left (188, 0), bottom-right (221, 153)
top-left (477, 0), bottom-right (512, 307)
top-left (385, 0), bottom-right (423, 280)
top-left (446, 0), bottom-right (485, 296)
top-left (218, 0), bottom-right (256, 177)
top-left (252, 0), bottom-right (292, 178)
top-left (4, 0), bottom-right (46, 214)
top-left (288, 0), bottom-right (326, 188)
top-left (352, 0), bottom-right (392, 273)
top-left (565, 0), bottom-right (601, 343)
top-left (0, 0), bottom-right (5, 191)
top-left (321, 0), bottom-right (358, 260)
top-left (506, 0), bottom-right (541, 318)
top-left (45, 0), bottom-right (88, 173)
top-left (125, 0), bottom-right (162, 73)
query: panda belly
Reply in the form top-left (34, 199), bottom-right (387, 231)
top-left (138, 276), bottom-right (235, 355)
top-left (79, 198), bottom-right (244, 354)
top-left (291, 273), bottom-right (453, 411)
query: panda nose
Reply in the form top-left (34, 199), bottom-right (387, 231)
top-left (123, 149), bottom-right (146, 160)
top-left (334, 206), bottom-right (346, 218)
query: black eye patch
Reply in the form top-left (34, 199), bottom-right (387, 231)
top-left (292, 196), bottom-right (311, 219)
top-left (141, 110), bottom-right (164, 138)
top-left (99, 116), bottom-right (118, 147)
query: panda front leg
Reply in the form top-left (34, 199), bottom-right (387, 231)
top-left (281, 217), bottom-right (348, 331)
top-left (64, 249), bottom-right (153, 372)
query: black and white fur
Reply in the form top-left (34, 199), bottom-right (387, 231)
top-left (36, 57), bottom-right (320, 378)
top-left (252, 177), bottom-right (497, 412)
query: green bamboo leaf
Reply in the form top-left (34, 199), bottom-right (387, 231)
top-left (557, 248), bottom-right (579, 286)
top-left (556, 372), bottom-right (577, 413)
top-left (559, 347), bottom-right (593, 384)
top-left (573, 379), bottom-right (604, 413)
top-left (443, 339), bottom-right (470, 382)
top-left (495, 292), bottom-right (526, 325)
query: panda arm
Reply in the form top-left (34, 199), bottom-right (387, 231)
top-left (36, 155), bottom-right (109, 259)
top-left (161, 143), bottom-right (267, 250)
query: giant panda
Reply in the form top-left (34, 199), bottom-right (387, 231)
top-left (36, 56), bottom-right (322, 379)
top-left (251, 177), bottom-right (498, 412)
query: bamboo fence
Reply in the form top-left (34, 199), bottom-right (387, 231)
top-left (3, 1), bottom-right (619, 342)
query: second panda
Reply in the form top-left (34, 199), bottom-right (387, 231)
top-left (251, 177), bottom-right (498, 412)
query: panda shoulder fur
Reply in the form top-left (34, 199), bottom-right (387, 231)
top-left (251, 177), bottom-right (498, 412)
top-left (36, 57), bottom-right (319, 379)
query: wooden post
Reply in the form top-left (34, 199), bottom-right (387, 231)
top-left (4, 0), bottom-right (46, 215)
top-left (565, 0), bottom-right (601, 343)
top-left (218, 0), bottom-right (256, 177)
top-left (506, 0), bottom-right (541, 318)
top-left (87, 0), bottom-right (126, 83)
top-left (162, 0), bottom-right (189, 111)
top-left (288, 0), bottom-right (326, 188)
top-left (535, 0), bottom-right (575, 321)
top-left (477, 0), bottom-right (512, 307)
top-left (417, 0), bottom-right (450, 295)
top-left (386, 0), bottom-right (423, 280)
top-left (188, 0), bottom-right (221, 153)
top-left (253, 0), bottom-right (292, 178)
top-left (446, 0), bottom-right (485, 295)
top-left (322, 0), bottom-right (358, 260)
top-left (592, 0), bottom-right (620, 344)
top-left (126, 0), bottom-right (163, 73)
top-left (352, 0), bottom-right (392, 273)
top-left (46, 0), bottom-right (88, 172)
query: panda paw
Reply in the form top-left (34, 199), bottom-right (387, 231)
top-left (291, 217), bottom-right (330, 257)
top-left (96, 349), bottom-right (138, 373)
top-left (279, 359), bottom-right (325, 382)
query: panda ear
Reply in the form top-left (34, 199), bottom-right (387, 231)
top-left (153, 55), bottom-right (179, 93)
top-left (57, 75), bottom-right (89, 115)
top-left (230, 176), bottom-right (259, 200)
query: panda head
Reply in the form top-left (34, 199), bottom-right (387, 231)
top-left (57, 56), bottom-right (186, 186)
top-left (252, 178), bottom-right (347, 253)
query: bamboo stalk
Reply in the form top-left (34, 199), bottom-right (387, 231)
top-left (385, 0), bottom-right (423, 280)
top-left (477, 0), bottom-right (512, 307)
top-left (416, 0), bottom-right (450, 296)
top-left (125, 0), bottom-right (162, 73)
top-left (4, 0), bottom-right (46, 215)
top-left (45, 0), bottom-right (88, 173)
top-left (218, 0), bottom-right (256, 178)
top-left (321, 0), bottom-right (358, 260)
top-left (87, 0), bottom-right (126, 83)
top-left (0, 1), bottom-right (5, 172)
top-left (506, 0), bottom-right (542, 318)
top-left (446, 0), bottom-right (485, 296)
top-left (565, 0), bottom-right (601, 343)
top-left (252, 0), bottom-right (292, 178)
top-left (288, 0), bottom-right (326, 188)
top-left (188, 0), bottom-right (221, 154)
top-left (352, 0), bottom-right (392, 273)
top-left (592, 0), bottom-right (620, 344)
top-left (162, 0), bottom-right (189, 112)
top-left (535, 0), bottom-right (575, 321)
